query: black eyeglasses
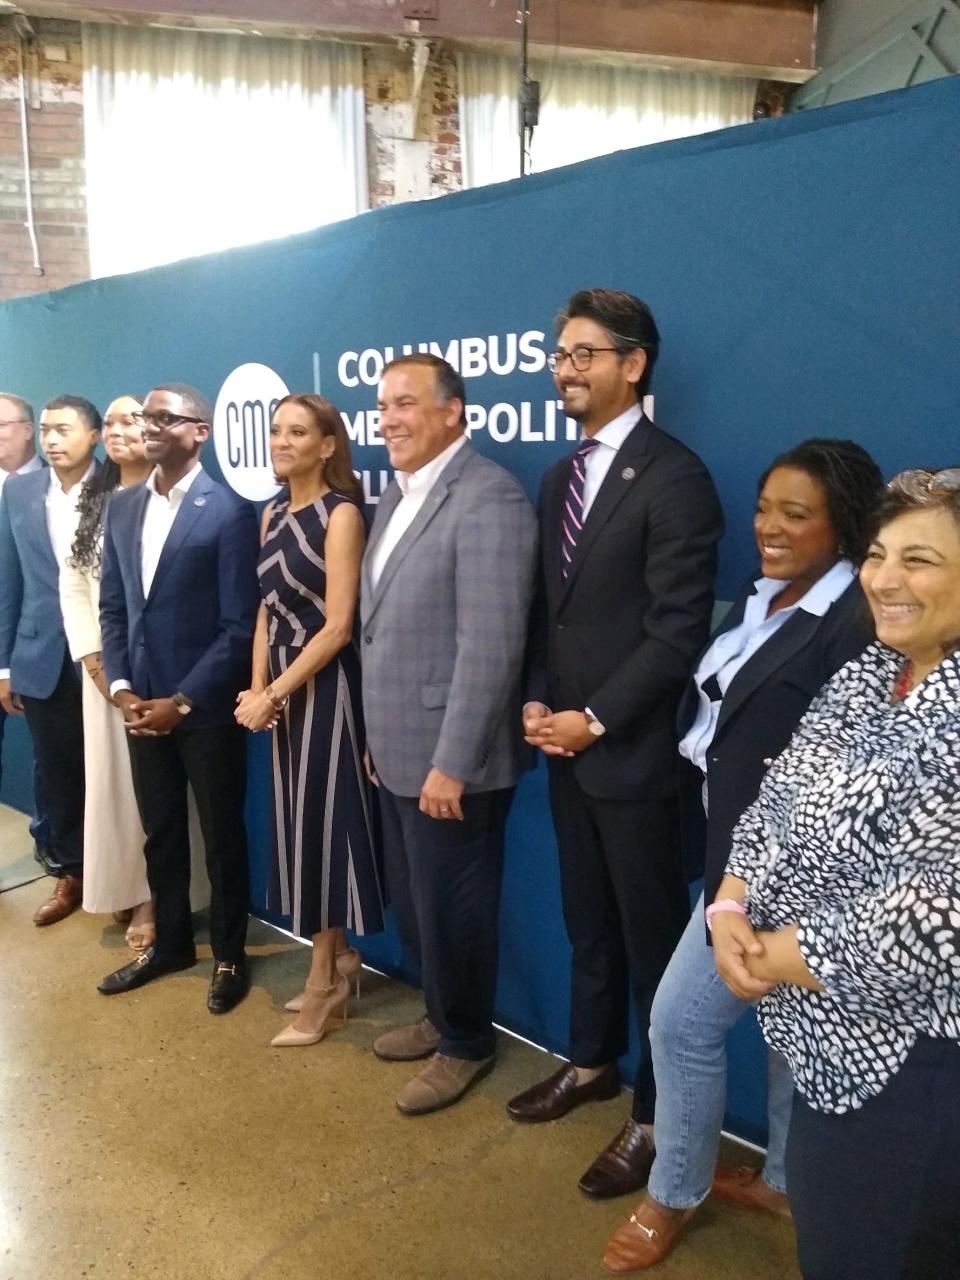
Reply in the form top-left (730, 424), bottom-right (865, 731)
top-left (141, 411), bottom-right (207, 429)
top-left (546, 346), bottom-right (622, 374)
top-left (888, 467), bottom-right (960, 499)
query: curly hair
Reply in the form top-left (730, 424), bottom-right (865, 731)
top-left (758, 438), bottom-right (884, 565)
top-left (69, 458), bottom-right (121, 575)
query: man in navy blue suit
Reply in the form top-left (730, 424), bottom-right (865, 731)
top-left (0, 395), bottom-right (102, 924)
top-left (97, 384), bottom-right (260, 1014)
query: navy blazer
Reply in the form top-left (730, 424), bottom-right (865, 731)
top-left (0, 460), bottom-right (93, 699)
top-left (677, 575), bottom-right (874, 907)
top-left (529, 416), bottom-right (723, 800)
top-left (99, 469), bottom-right (259, 729)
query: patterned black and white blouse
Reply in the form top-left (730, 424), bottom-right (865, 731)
top-left (725, 642), bottom-right (960, 1114)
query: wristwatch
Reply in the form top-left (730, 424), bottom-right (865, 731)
top-left (171, 691), bottom-right (193, 716)
top-left (584, 706), bottom-right (606, 738)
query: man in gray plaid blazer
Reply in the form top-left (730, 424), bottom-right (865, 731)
top-left (361, 353), bottom-right (537, 1115)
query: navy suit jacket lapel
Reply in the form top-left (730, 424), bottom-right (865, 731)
top-left (145, 471), bottom-right (211, 601)
top-left (558, 418), bottom-right (654, 604)
top-left (714, 604), bottom-right (823, 737)
top-left (130, 484), bottom-right (151, 603)
top-left (676, 587), bottom-right (752, 736)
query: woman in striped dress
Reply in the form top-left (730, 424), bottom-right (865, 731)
top-left (235, 394), bottom-right (383, 1046)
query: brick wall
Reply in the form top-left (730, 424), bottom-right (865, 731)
top-left (0, 20), bottom-right (89, 301)
top-left (365, 42), bottom-right (462, 207)
top-left (0, 23), bottom-right (464, 303)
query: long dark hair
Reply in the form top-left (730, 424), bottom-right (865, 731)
top-left (69, 458), bottom-right (121, 575)
top-left (274, 394), bottom-right (363, 505)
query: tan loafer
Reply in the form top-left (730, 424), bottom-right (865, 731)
top-left (395, 1053), bottom-right (495, 1115)
top-left (711, 1164), bottom-right (792, 1219)
top-left (602, 1194), bottom-right (699, 1273)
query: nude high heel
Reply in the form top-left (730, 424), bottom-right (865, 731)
top-left (271, 975), bottom-right (350, 1047)
top-left (284, 947), bottom-right (362, 1012)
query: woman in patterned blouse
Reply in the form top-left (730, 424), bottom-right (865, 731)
top-left (710, 468), bottom-right (960, 1280)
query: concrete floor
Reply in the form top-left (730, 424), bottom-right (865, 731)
top-left (0, 805), bottom-right (800, 1280)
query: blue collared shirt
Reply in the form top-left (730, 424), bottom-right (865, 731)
top-left (679, 559), bottom-right (856, 776)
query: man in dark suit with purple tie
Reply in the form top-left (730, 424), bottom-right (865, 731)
top-left (507, 289), bottom-right (724, 1200)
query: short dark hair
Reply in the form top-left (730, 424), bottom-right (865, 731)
top-left (758, 438), bottom-right (884, 564)
top-left (556, 288), bottom-right (660, 399)
top-left (381, 353), bottom-right (466, 427)
top-left (877, 466), bottom-right (960, 537)
top-left (44, 394), bottom-right (101, 432)
top-left (150, 383), bottom-right (213, 423)
top-left (0, 392), bottom-right (34, 423)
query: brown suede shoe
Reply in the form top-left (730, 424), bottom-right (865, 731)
top-left (373, 1016), bottom-right (441, 1062)
top-left (711, 1164), bottom-right (792, 1219)
top-left (506, 1061), bottom-right (620, 1123)
top-left (579, 1118), bottom-right (655, 1199)
top-left (33, 875), bottom-right (83, 926)
top-left (395, 1052), bottom-right (495, 1115)
top-left (602, 1194), bottom-right (699, 1273)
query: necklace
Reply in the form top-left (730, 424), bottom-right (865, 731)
top-left (892, 658), bottom-right (914, 702)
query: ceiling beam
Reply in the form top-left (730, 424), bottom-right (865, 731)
top-left (7, 0), bottom-right (817, 80)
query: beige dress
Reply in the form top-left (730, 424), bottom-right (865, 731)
top-left (60, 541), bottom-right (209, 915)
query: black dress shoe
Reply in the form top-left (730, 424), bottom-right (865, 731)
top-left (207, 959), bottom-right (249, 1015)
top-left (578, 1117), bottom-right (655, 1199)
top-left (506, 1061), bottom-right (621, 1123)
top-left (97, 945), bottom-right (197, 995)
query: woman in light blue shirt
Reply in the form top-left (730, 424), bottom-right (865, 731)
top-left (602, 438), bottom-right (882, 1274)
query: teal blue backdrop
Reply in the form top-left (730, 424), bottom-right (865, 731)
top-left (2, 77), bottom-right (959, 1145)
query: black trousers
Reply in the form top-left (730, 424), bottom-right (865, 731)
top-left (20, 654), bottom-right (84, 878)
top-left (377, 784), bottom-right (513, 1061)
top-left (787, 1037), bottom-right (960, 1280)
top-left (127, 723), bottom-right (250, 964)
top-left (548, 758), bottom-right (688, 1123)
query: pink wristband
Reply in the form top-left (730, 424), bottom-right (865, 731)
top-left (704, 899), bottom-right (748, 933)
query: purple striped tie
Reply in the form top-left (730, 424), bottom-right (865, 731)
top-left (561, 438), bottom-right (598, 580)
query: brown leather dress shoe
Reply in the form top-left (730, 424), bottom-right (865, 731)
top-left (711, 1164), bottom-right (792, 1219)
top-left (506, 1061), bottom-right (620, 1123)
top-left (579, 1118), bottom-right (655, 1199)
top-left (33, 875), bottom-right (83, 926)
top-left (602, 1194), bottom-right (699, 1273)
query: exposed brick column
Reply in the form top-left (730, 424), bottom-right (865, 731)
top-left (0, 21), bottom-right (90, 303)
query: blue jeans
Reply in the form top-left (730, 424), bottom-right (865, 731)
top-left (646, 893), bottom-right (794, 1208)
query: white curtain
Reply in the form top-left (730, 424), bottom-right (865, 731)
top-left (82, 25), bottom-right (368, 277)
top-left (458, 53), bottom-right (757, 188)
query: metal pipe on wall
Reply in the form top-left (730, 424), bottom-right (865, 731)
top-left (17, 33), bottom-right (44, 277)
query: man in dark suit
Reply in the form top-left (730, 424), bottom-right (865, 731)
top-left (506, 289), bottom-right (724, 1197)
top-left (97, 384), bottom-right (259, 1013)
top-left (0, 395), bottom-right (102, 924)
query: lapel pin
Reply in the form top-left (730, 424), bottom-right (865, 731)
top-left (621, 466), bottom-right (636, 481)
top-left (194, 496), bottom-right (206, 507)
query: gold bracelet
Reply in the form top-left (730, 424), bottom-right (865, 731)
top-left (264, 685), bottom-right (288, 711)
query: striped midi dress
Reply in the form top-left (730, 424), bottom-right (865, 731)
top-left (258, 493), bottom-right (384, 937)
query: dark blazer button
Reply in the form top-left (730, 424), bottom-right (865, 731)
top-left (364, 635), bottom-right (372, 644)
top-left (557, 623), bottom-right (565, 630)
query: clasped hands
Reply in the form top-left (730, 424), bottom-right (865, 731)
top-left (712, 915), bottom-right (820, 999)
top-left (523, 702), bottom-right (595, 756)
top-left (115, 690), bottom-right (183, 736)
top-left (234, 688), bottom-right (280, 733)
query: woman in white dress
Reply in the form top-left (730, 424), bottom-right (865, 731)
top-left (60, 396), bottom-right (154, 948)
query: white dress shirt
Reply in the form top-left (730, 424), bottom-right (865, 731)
top-left (46, 460), bottom-right (96, 572)
top-left (369, 434), bottom-right (468, 590)
top-left (0, 451), bottom-right (42, 497)
top-left (679, 559), bottom-right (856, 777)
top-left (581, 404), bottom-right (643, 518)
top-left (109, 462), bottom-right (204, 697)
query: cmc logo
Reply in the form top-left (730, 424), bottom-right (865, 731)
top-left (213, 363), bottom-right (289, 501)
